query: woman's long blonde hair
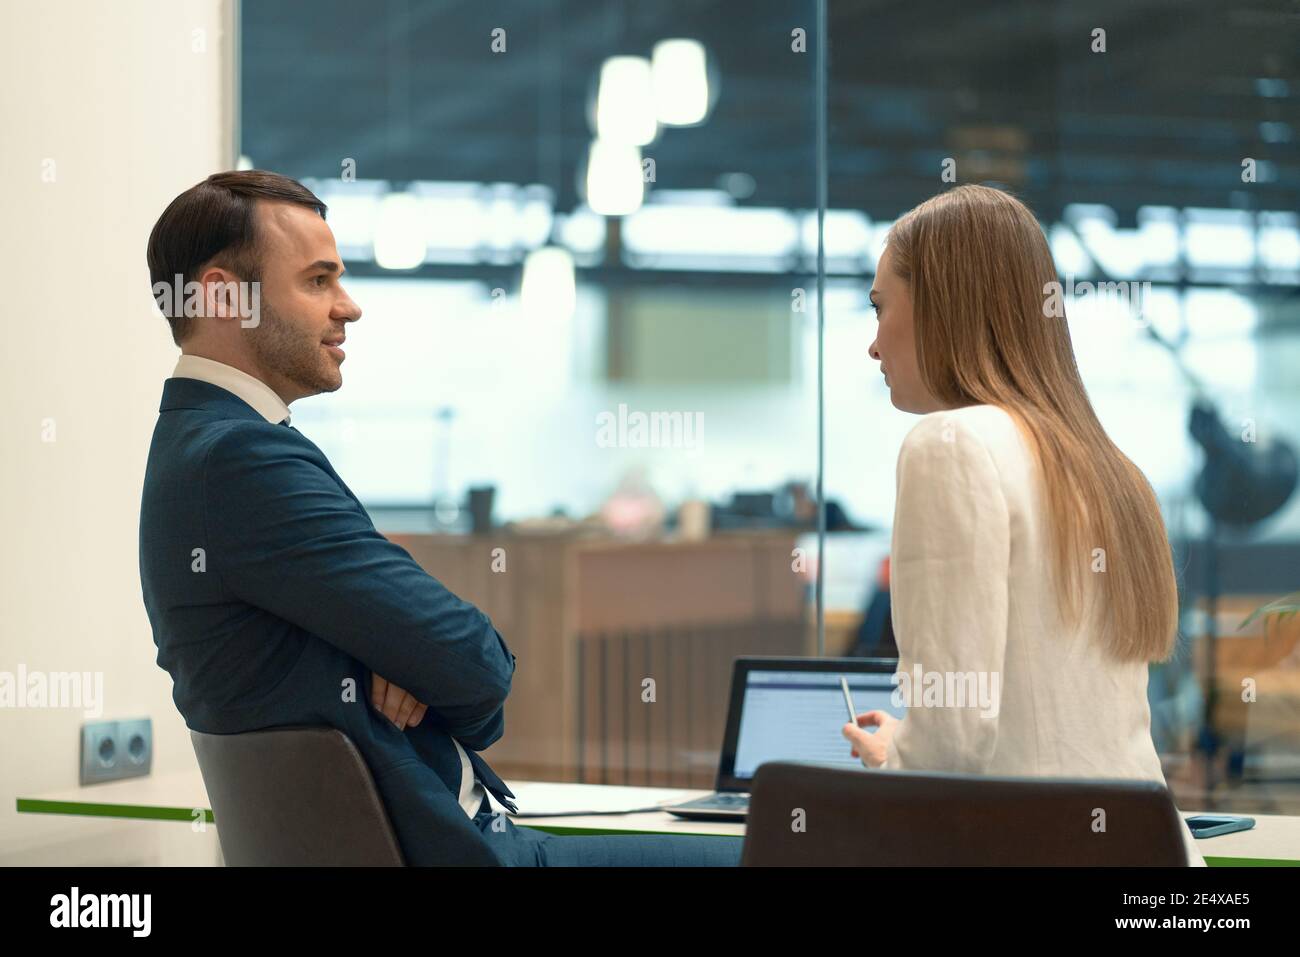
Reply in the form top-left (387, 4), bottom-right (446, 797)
top-left (887, 184), bottom-right (1178, 663)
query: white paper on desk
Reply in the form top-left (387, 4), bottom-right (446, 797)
top-left (506, 783), bottom-right (692, 817)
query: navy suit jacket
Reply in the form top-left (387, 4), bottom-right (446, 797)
top-left (139, 376), bottom-right (517, 865)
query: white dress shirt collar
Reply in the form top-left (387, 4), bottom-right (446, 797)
top-left (171, 354), bottom-right (292, 425)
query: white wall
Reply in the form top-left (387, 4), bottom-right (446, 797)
top-left (0, 0), bottom-right (233, 863)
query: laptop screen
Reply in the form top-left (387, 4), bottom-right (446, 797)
top-left (729, 667), bottom-right (906, 782)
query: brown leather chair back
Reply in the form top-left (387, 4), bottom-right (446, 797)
top-left (191, 726), bottom-right (406, 866)
top-left (742, 762), bottom-right (1190, 866)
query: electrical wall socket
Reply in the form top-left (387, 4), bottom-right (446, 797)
top-left (80, 717), bottom-right (153, 785)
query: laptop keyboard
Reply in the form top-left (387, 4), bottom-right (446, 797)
top-left (677, 792), bottom-right (749, 809)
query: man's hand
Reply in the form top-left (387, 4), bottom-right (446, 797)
top-left (371, 673), bottom-right (427, 730)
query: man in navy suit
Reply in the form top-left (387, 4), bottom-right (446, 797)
top-left (139, 170), bottom-right (741, 866)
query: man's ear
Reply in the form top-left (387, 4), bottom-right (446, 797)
top-left (197, 265), bottom-right (241, 320)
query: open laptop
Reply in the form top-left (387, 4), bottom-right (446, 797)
top-left (665, 656), bottom-right (905, 821)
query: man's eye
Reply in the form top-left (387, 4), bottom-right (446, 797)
top-left (313, 275), bottom-right (328, 286)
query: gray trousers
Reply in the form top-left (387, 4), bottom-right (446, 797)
top-left (470, 800), bottom-right (743, 867)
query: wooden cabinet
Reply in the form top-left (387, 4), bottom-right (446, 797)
top-left (385, 530), bottom-right (806, 786)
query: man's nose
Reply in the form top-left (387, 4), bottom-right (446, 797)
top-left (336, 292), bottom-right (362, 322)
top-left (868, 339), bottom-right (881, 361)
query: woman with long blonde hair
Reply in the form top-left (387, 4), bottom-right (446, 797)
top-left (841, 184), bottom-right (1204, 866)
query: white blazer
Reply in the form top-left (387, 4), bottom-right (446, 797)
top-left (881, 403), bottom-right (1206, 866)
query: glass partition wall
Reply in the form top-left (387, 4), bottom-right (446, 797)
top-left (823, 0), bottom-right (1300, 817)
top-left (242, 0), bottom-right (1299, 813)
top-left (240, 0), bottom-right (828, 786)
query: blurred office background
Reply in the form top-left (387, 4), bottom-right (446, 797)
top-left (2, 0), bottom-right (1297, 863)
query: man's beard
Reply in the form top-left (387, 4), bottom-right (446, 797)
top-left (246, 295), bottom-right (339, 397)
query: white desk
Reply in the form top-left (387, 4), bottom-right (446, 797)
top-left (17, 771), bottom-right (1299, 866)
top-left (505, 781), bottom-right (1300, 865)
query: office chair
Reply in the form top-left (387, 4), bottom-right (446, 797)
top-left (742, 762), bottom-right (1191, 866)
top-left (190, 726), bottom-right (406, 866)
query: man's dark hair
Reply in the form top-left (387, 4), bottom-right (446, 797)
top-left (147, 170), bottom-right (327, 345)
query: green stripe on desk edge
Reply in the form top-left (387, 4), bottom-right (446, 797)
top-left (17, 799), bottom-right (213, 824)
top-left (1202, 856), bottom-right (1300, 867)
top-left (16, 802), bottom-right (1299, 865)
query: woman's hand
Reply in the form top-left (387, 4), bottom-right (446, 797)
top-left (371, 673), bottom-right (427, 730)
top-left (842, 710), bottom-right (900, 768)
